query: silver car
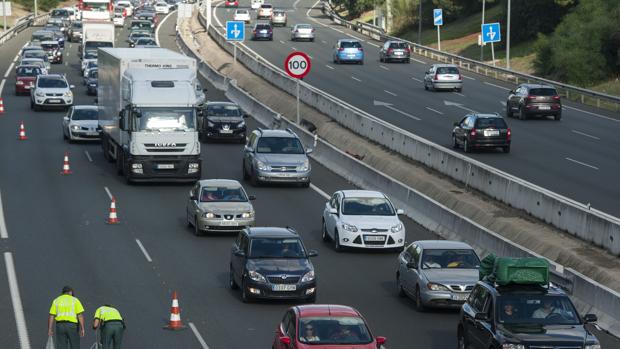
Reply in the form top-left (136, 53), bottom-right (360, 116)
top-left (291, 24), bottom-right (314, 42)
top-left (62, 106), bottom-right (100, 141)
top-left (270, 9), bottom-right (286, 27)
top-left (396, 240), bottom-right (480, 311)
top-left (186, 179), bottom-right (256, 235)
top-left (423, 64), bottom-right (463, 92)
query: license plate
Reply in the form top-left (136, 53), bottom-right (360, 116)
top-left (157, 164), bottom-right (174, 169)
top-left (484, 130), bottom-right (500, 137)
top-left (364, 235), bottom-right (386, 242)
top-left (272, 284), bottom-right (296, 291)
top-left (275, 172), bottom-right (295, 177)
top-left (48, 99), bottom-right (61, 103)
top-left (220, 129), bottom-right (233, 134)
top-left (394, 52), bottom-right (403, 55)
top-left (220, 220), bottom-right (238, 226)
top-left (538, 105), bottom-right (551, 110)
top-left (260, 30), bottom-right (267, 33)
top-left (348, 55), bottom-right (356, 58)
top-left (453, 293), bottom-right (469, 301)
top-left (87, 132), bottom-right (99, 136)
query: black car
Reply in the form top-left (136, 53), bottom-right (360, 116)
top-left (458, 280), bottom-right (600, 349)
top-left (506, 84), bottom-right (562, 121)
top-left (85, 69), bottom-right (98, 96)
top-left (198, 102), bottom-right (248, 143)
top-left (229, 227), bottom-right (318, 302)
top-left (252, 23), bottom-right (273, 41)
top-left (452, 113), bottom-right (511, 153)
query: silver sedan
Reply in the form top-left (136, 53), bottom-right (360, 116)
top-left (62, 106), bottom-right (100, 142)
top-left (291, 24), bottom-right (314, 42)
top-left (186, 179), bottom-right (256, 235)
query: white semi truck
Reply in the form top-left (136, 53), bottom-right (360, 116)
top-left (98, 48), bottom-right (202, 182)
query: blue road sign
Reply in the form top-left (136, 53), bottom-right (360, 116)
top-left (481, 23), bottom-right (501, 43)
top-left (226, 21), bottom-right (245, 41)
top-left (433, 9), bottom-right (443, 26)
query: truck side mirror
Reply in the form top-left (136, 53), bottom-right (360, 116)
top-left (119, 115), bottom-right (126, 130)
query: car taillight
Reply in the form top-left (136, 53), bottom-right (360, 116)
top-left (506, 128), bottom-right (511, 141)
top-left (552, 95), bottom-right (561, 100)
top-left (311, 28), bottom-right (315, 32)
top-left (338, 47), bottom-right (344, 51)
top-left (387, 48), bottom-right (393, 54)
top-left (458, 74), bottom-right (463, 81)
top-left (434, 73), bottom-right (439, 80)
top-left (405, 47), bottom-right (411, 53)
top-left (470, 129), bottom-right (477, 137)
top-left (252, 29), bottom-right (256, 34)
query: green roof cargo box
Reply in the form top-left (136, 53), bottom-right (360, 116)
top-left (494, 257), bottom-right (549, 286)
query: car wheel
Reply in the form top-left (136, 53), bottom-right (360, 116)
top-left (506, 104), bottom-right (513, 118)
top-left (414, 285), bottom-right (426, 312)
top-left (63, 130), bottom-right (68, 140)
top-left (193, 218), bottom-right (202, 236)
top-left (359, 60), bottom-right (364, 65)
top-left (424, 81), bottom-right (428, 91)
top-left (463, 139), bottom-right (470, 153)
top-left (242, 161), bottom-right (250, 180)
top-left (452, 134), bottom-right (459, 149)
top-left (334, 230), bottom-right (343, 252)
top-left (241, 280), bottom-right (251, 303)
top-left (406, 58), bottom-right (411, 64)
top-left (300, 181), bottom-right (310, 188)
top-left (186, 210), bottom-right (193, 228)
top-left (116, 151), bottom-right (124, 175)
top-left (457, 330), bottom-right (468, 349)
top-left (397, 274), bottom-right (406, 297)
top-left (322, 220), bottom-right (330, 242)
top-left (519, 106), bottom-right (527, 120)
top-left (229, 267), bottom-right (239, 289)
top-left (310, 38), bottom-right (314, 42)
top-left (250, 168), bottom-right (259, 186)
top-left (503, 145), bottom-right (511, 153)
top-left (554, 113), bottom-right (562, 121)
top-left (379, 56), bottom-right (383, 63)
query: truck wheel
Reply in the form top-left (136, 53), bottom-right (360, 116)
top-left (116, 151), bottom-right (124, 176)
top-left (102, 138), bottom-right (113, 162)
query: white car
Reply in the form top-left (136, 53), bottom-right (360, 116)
top-left (30, 74), bottom-right (74, 111)
top-left (233, 9), bottom-right (251, 23)
top-left (251, 0), bottom-right (264, 10)
top-left (20, 58), bottom-right (48, 75)
top-left (116, 0), bottom-right (134, 16)
top-left (257, 3), bottom-right (273, 19)
top-left (113, 14), bottom-right (125, 26)
top-left (154, 1), bottom-right (171, 14)
top-left (62, 105), bottom-right (101, 141)
top-left (322, 190), bottom-right (405, 251)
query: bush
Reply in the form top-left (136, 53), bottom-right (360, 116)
top-left (15, 0), bottom-right (62, 12)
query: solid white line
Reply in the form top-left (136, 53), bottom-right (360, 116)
top-left (84, 150), bottom-right (93, 162)
top-left (331, 27), bottom-right (345, 34)
top-left (410, 57), bottom-right (425, 64)
top-left (13, 54), bottom-right (19, 62)
top-left (0, 79), bottom-right (6, 95)
top-left (156, 9), bottom-right (177, 46)
top-left (0, 190), bottom-right (8, 239)
top-left (5, 62), bottom-right (15, 78)
top-left (135, 239), bottom-right (153, 263)
top-left (104, 187), bottom-right (113, 200)
top-left (571, 130), bottom-right (600, 140)
top-left (325, 65), bottom-right (334, 70)
top-left (347, 34), bottom-right (363, 41)
top-left (426, 107), bottom-right (444, 115)
top-left (484, 81), bottom-right (510, 91)
top-left (310, 183), bottom-right (330, 199)
top-left (293, 0), bottom-right (302, 9)
top-left (351, 76), bottom-right (362, 82)
top-left (366, 42), bottom-right (380, 48)
top-left (379, 65), bottom-right (389, 71)
top-left (565, 157), bottom-right (599, 170)
top-left (411, 77), bottom-right (422, 82)
top-left (189, 322), bottom-right (210, 349)
top-left (563, 105), bottom-right (620, 123)
top-left (384, 90), bottom-right (397, 96)
top-left (462, 74), bottom-right (475, 80)
top-left (4, 252), bottom-right (32, 349)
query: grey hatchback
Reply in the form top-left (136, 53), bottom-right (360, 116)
top-left (424, 64), bottom-right (463, 92)
top-left (379, 40), bottom-right (411, 63)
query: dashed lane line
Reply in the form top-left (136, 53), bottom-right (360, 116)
top-left (384, 90), bottom-right (397, 96)
top-left (351, 76), bottom-right (362, 82)
top-left (104, 186), bottom-right (113, 200)
top-left (0, 190), bottom-right (8, 239)
top-left (189, 322), bottom-right (210, 349)
top-left (135, 239), bottom-right (153, 262)
top-left (0, 79), bottom-right (6, 95)
top-left (325, 64), bottom-right (334, 70)
top-left (565, 157), bottom-right (599, 170)
top-left (426, 107), bottom-right (444, 115)
top-left (410, 57), bottom-right (425, 64)
top-left (411, 77), bottom-right (422, 82)
top-left (563, 105), bottom-right (620, 123)
top-left (84, 150), bottom-right (93, 162)
top-left (484, 81), bottom-right (510, 91)
top-left (571, 130), bottom-right (600, 140)
top-left (379, 65), bottom-right (389, 71)
top-left (310, 183), bottom-right (330, 199)
top-left (366, 42), bottom-right (380, 48)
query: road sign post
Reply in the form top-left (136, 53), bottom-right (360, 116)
top-left (284, 52), bottom-right (311, 125)
top-left (433, 9), bottom-right (443, 51)
top-left (226, 21), bottom-right (245, 64)
top-left (481, 22), bottom-right (501, 66)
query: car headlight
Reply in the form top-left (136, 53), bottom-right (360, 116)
top-left (241, 212), bottom-right (254, 219)
top-left (391, 223), bottom-right (403, 233)
top-left (301, 270), bottom-right (315, 283)
top-left (203, 212), bottom-right (215, 219)
top-left (71, 125), bottom-right (80, 130)
top-left (56, 51), bottom-right (62, 56)
top-left (427, 282), bottom-right (450, 291)
top-left (341, 223), bottom-right (358, 232)
top-left (35, 90), bottom-right (45, 97)
top-left (64, 91), bottom-right (73, 97)
top-left (585, 345), bottom-right (601, 349)
top-left (297, 159), bottom-right (309, 172)
top-left (236, 121), bottom-right (245, 128)
top-left (89, 83), bottom-right (97, 87)
top-left (248, 270), bottom-right (266, 283)
top-left (256, 160), bottom-right (269, 171)
top-left (501, 345), bottom-right (525, 349)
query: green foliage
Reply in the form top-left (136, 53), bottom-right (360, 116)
top-left (501, 0), bottom-right (573, 45)
top-left (14, 0), bottom-right (61, 12)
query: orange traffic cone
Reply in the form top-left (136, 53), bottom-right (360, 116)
top-left (18, 121), bottom-right (27, 140)
top-left (0, 98), bottom-right (5, 113)
top-left (164, 291), bottom-right (186, 330)
top-left (106, 197), bottom-right (120, 224)
top-left (61, 152), bottom-right (72, 175)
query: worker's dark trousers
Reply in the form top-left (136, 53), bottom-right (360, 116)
top-left (101, 322), bottom-right (124, 349)
top-left (55, 322), bottom-right (79, 349)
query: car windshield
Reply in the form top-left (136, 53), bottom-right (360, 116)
top-left (497, 295), bottom-right (580, 325)
top-left (206, 104), bottom-right (241, 117)
top-left (136, 38), bottom-right (157, 45)
top-left (436, 66), bottom-right (460, 74)
top-left (249, 238), bottom-right (306, 258)
top-left (341, 197), bottom-right (395, 216)
top-left (88, 70), bottom-right (98, 79)
top-left (298, 316), bottom-right (372, 345)
top-left (341, 41), bottom-right (361, 48)
top-left (87, 62), bottom-right (98, 68)
top-left (131, 33), bottom-right (150, 39)
top-left (41, 43), bottom-right (59, 50)
top-left (32, 32), bottom-right (54, 41)
top-left (420, 249), bottom-right (480, 269)
top-left (51, 9), bottom-right (69, 17)
top-left (199, 186), bottom-right (247, 202)
top-left (23, 60), bottom-right (44, 69)
top-left (297, 24), bottom-right (311, 29)
top-left (529, 88), bottom-right (558, 96)
top-left (84, 51), bottom-right (98, 59)
top-left (39, 78), bottom-right (68, 88)
top-left (138, 107), bottom-right (196, 131)
top-left (132, 22), bottom-right (151, 29)
top-left (16, 67), bottom-right (41, 76)
top-left (85, 42), bottom-right (112, 50)
top-left (256, 137), bottom-right (304, 154)
top-left (256, 25), bottom-right (271, 30)
top-left (72, 109), bottom-right (98, 120)
top-left (24, 51), bottom-right (47, 59)
top-left (236, 10), bottom-right (248, 14)
top-left (475, 118), bottom-right (507, 129)
top-left (72, 22), bottom-right (82, 29)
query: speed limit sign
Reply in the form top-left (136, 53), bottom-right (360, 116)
top-left (284, 51), bottom-right (311, 79)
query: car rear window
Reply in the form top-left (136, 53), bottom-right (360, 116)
top-left (436, 66), bottom-right (460, 74)
top-left (207, 105), bottom-right (242, 117)
top-left (389, 42), bottom-right (408, 49)
top-left (475, 118), bottom-right (507, 129)
top-left (17, 67), bottom-right (41, 76)
top-left (341, 41), bottom-right (362, 48)
top-left (529, 88), bottom-right (558, 96)
top-left (256, 24), bottom-right (271, 29)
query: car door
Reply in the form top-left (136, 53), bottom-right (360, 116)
top-left (469, 287), bottom-right (491, 349)
top-left (398, 244), bottom-right (415, 294)
top-left (475, 296), bottom-right (495, 347)
top-left (405, 245), bottom-right (422, 293)
top-left (244, 132), bottom-right (257, 174)
top-left (380, 41), bottom-right (388, 59)
top-left (274, 311), bottom-right (292, 349)
top-left (324, 192), bottom-right (340, 238)
top-left (454, 116), bottom-right (469, 143)
top-left (231, 233), bottom-right (248, 285)
top-left (187, 183), bottom-right (201, 223)
top-left (63, 107), bottom-right (73, 135)
top-left (425, 66), bottom-right (434, 84)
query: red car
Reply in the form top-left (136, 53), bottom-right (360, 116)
top-left (272, 305), bottom-right (386, 349)
top-left (225, 1), bottom-right (239, 7)
top-left (15, 65), bottom-right (43, 95)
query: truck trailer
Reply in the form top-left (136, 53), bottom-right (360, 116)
top-left (98, 48), bottom-right (202, 182)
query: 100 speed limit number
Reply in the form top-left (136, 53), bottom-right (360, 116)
top-left (284, 51), bottom-right (312, 79)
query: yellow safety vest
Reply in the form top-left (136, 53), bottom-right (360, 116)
top-left (49, 294), bottom-right (84, 323)
top-left (94, 306), bottom-right (123, 322)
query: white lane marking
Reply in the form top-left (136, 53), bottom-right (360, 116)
top-left (563, 105), bottom-right (620, 123)
top-left (565, 157), bottom-right (599, 170)
top-left (189, 322), bottom-right (210, 349)
top-left (279, 40), bottom-right (285, 44)
top-left (325, 64), bottom-right (334, 70)
top-left (351, 76), bottom-right (362, 82)
top-left (293, 0), bottom-right (302, 9)
top-left (462, 74), bottom-right (475, 80)
top-left (69, 44), bottom-right (72, 49)
top-left (347, 34), bottom-right (363, 41)
top-left (453, 92), bottom-right (465, 97)
top-left (4, 252), bottom-right (32, 349)
top-left (84, 150), bottom-right (93, 162)
top-left (571, 130), bottom-right (600, 140)
top-left (384, 90), bottom-right (397, 96)
top-left (5, 62), bottom-right (15, 78)
top-left (375, 100), bottom-right (422, 121)
top-left (410, 57), bottom-right (425, 64)
top-left (500, 101), bottom-right (507, 106)
top-left (104, 187), bottom-right (113, 200)
top-left (310, 183), bottom-right (330, 199)
top-left (331, 28), bottom-right (345, 34)
top-left (291, 46), bottom-right (297, 51)
top-left (366, 42), bottom-right (380, 48)
top-left (65, 62), bottom-right (68, 66)
top-left (156, 9), bottom-right (177, 46)
top-left (484, 81), bottom-right (510, 91)
top-left (321, 40), bottom-right (327, 44)
top-left (426, 107), bottom-right (444, 115)
top-left (135, 239), bottom-right (153, 263)
top-left (0, 79), bottom-right (5, 95)
top-left (411, 77), bottom-right (422, 82)
top-left (379, 65), bottom-right (389, 71)
top-left (0, 190), bottom-right (9, 239)
top-left (13, 54), bottom-right (19, 62)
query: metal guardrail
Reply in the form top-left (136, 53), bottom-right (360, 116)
top-left (322, 1), bottom-right (620, 112)
top-left (0, 13), bottom-right (49, 46)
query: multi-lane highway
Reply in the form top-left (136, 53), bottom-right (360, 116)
top-left (0, 9), bottom-right (617, 349)
top-left (213, 0), bottom-right (620, 217)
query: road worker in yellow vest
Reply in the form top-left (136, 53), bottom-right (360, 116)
top-left (48, 286), bottom-right (86, 349)
top-left (93, 304), bottom-right (125, 349)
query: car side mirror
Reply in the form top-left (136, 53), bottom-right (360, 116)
top-left (509, 90), bottom-right (514, 94)
top-left (248, 195), bottom-right (256, 201)
top-left (307, 250), bottom-right (318, 257)
top-left (583, 314), bottom-right (597, 323)
top-left (396, 209), bottom-right (404, 215)
top-left (244, 145), bottom-right (253, 153)
top-left (63, 116), bottom-right (69, 121)
top-left (306, 148), bottom-right (313, 154)
top-left (233, 250), bottom-right (245, 257)
top-left (406, 261), bottom-right (417, 269)
top-left (119, 115), bottom-right (126, 130)
top-left (70, 85), bottom-right (75, 89)
top-left (474, 312), bottom-right (489, 321)
top-left (376, 336), bottom-right (386, 346)
top-left (329, 207), bottom-right (338, 215)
